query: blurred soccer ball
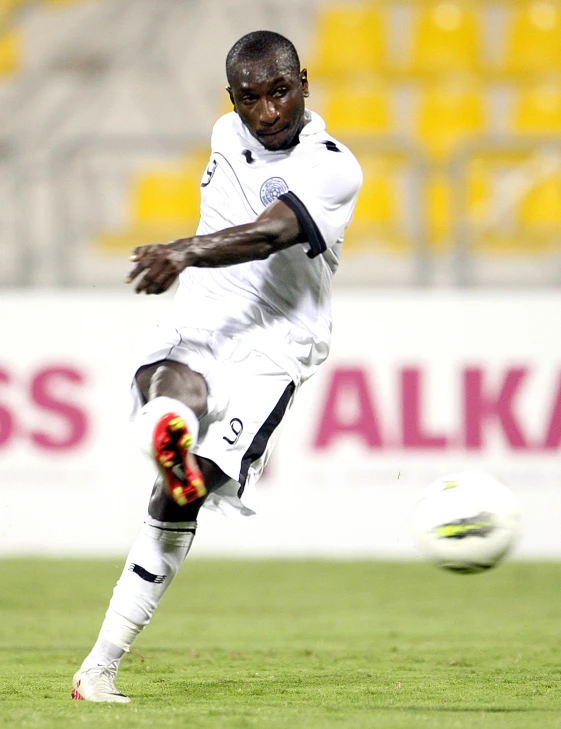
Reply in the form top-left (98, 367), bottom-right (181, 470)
top-left (413, 471), bottom-right (521, 574)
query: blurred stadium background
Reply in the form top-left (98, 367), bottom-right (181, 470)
top-left (2, 0), bottom-right (561, 558)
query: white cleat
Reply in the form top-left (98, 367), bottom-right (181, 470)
top-left (71, 660), bottom-right (131, 703)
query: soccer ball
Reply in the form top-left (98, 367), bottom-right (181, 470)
top-left (412, 471), bottom-right (521, 574)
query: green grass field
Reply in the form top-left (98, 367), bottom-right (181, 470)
top-left (1, 558), bottom-right (560, 728)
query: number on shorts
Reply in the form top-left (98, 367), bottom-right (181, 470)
top-left (223, 418), bottom-right (243, 445)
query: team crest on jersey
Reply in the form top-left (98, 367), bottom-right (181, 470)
top-left (260, 177), bottom-right (289, 206)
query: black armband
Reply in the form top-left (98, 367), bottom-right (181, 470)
top-left (279, 191), bottom-right (327, 259)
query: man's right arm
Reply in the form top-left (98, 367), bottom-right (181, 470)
top-left (125, 198), bottom-right (306, 295)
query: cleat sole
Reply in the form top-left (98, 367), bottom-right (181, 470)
top-left (153, 412), bottom-right (207, 506)
top-left (179, 433), bottom-right (193, 449)
top-left (172, 486), bottom-right (188, 506)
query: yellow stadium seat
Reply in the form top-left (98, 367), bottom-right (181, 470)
top-left (503, 1), bottom-right (561, 74)
top-left (406, 1), bottom-right (481, 75)
top-left (415, 80), bottom-right (487, 161)
top-left (344, 154), bottom-right (407, 253)
top-left (131, 150), bottom-right (208, 226)
top-left (519, 173), bottom-right (561, 228)
top-left (472, 169), bottom-right (561, 254)
top-left (321, 83), bottom-right (392, 136)
top-left (311, 4), bottom-right (386, 77)
top-left (97, 150), bottom-right (208, 252)
top-left (512, 82), bottom-right (561, 133)
top-left (355, 158), bottom-right (396, 226)
top-left (468, 160), bottom-right (561, 254)
top-left (132, 169), bottom-right (199, 225)
top-left (0, 30), bottom-right (21, 76)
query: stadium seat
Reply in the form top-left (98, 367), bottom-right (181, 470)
top-left (415, 80), bottom-right (487, 161)
top-left (406, 1), bottom-right (481, 75)
top-left (344, 154), bottom-right (407, 253)
top-left (519, 173), bottom-right (561, 229)
top-left (503, 1), bottom-right (561, 74)
top-left (0, 29), bottom-right (20, 76)
top-left (321, 83), bottom-right (392, 136)
top-left (311, 3), bottom-right (386, 78)
top-left (97, 150), bottom-right (208, 252)
top-left (466, 159), bottom-right (561, 254)
top-left (512, 82), bottom-right (561, 133)
top-left (133, 167), bottom-right (200, 226)
top-left (355, 156), bottom-right (396, 224)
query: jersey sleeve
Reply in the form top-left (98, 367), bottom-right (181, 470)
top-left (279, 145), bottom-right (363, 258)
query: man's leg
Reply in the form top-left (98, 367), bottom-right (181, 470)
top-left (72, 361), bottom-right (229, 703)
top-left (135, 361), bottom-right (209, 506)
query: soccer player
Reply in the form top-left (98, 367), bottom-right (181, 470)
top-left (71, 30), bottom-right (362, 703)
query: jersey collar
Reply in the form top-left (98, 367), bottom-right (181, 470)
top-left (235, 110), bottom-right (326, 157)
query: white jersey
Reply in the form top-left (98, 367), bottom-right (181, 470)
top-left (169, 110), bottom-right (362, 384)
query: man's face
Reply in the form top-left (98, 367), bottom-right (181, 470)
top-left (228, 54), bottom-right (309, 152)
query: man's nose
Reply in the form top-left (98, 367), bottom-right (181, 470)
top-left (259, 98), bottom-right (279, 125)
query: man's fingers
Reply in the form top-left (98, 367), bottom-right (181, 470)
top-left (134, 269), bottom-right (178, 295)
top-left (130, 245), bottom-right (149, 261)
top-left (126, 244), bottom-right (167, 283)
top-left (125, 261), bottom-right (147, 284)
top-left (134, 265), bottom-right (165, 293)
top-left (126, 245), bottom-right (155, 281)
top-left (159, 272), bottom-right (178, 292)
top-left (135, 276), bottom-right (162, 295)
top-left (125, 243), bottom-right (182, 292)
top-left (134, 272), bottom-right (153, 293)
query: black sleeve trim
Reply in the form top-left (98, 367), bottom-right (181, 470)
top-left (278, 191), bottom-right (327, 259)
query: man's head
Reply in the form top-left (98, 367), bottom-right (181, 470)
top-left (226, 30), bottom-right (309, 152)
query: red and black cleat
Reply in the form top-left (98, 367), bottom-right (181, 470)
top-left (153, 413), bottom-right (206, 506)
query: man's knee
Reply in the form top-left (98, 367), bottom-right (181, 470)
top-left (135, 360), bottom-right (208, 416)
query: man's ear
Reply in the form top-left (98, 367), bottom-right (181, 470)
top-left (227, 87), bottom-right (237, 112)
top-left (300, 69), bottom-right (309, 98)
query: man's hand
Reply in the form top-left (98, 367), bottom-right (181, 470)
top-left (125, 241), bottom-right (189, 294)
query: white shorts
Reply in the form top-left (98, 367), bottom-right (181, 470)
top-left (132, 324), bottom-right (297, 515)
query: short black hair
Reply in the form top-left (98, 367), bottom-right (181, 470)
top-left (226, 30), bottom-right (301, 85)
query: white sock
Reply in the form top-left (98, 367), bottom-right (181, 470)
top-left (80, 637), bottom-right (125, 671)
top-left (84, 516), bottom-right (197, 660)
top-left (135, 396), bottom-right (200, 457)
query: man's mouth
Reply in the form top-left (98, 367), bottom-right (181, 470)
top-left (257, 124), bottom-right (289, 139)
